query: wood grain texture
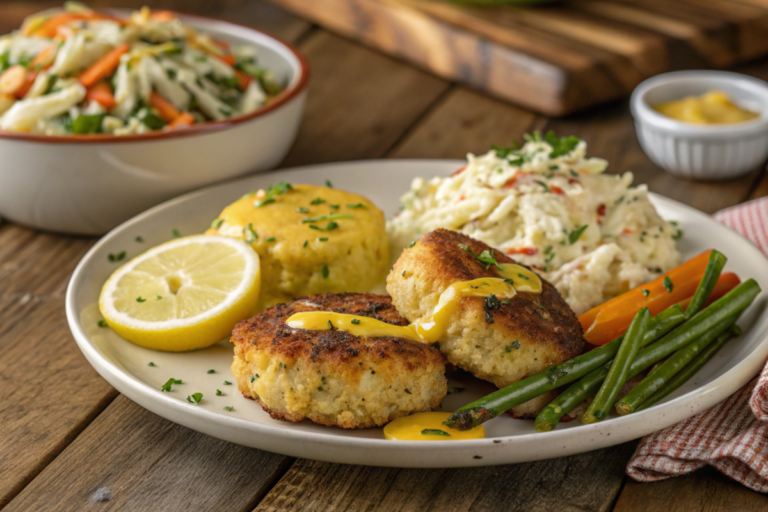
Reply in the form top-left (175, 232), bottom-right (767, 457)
top-left (280, 30), bottom-right (450, 167)
top-left (614, 466), bottom-right (768, 512)
top-left (254, 442), bottom-right (636, 512)
top-left (4, 396), bottom-right (292, 512)
top-left (269, 0), bottom-right (768, 115)
top-left (0, 228), bottom-right (112, 509)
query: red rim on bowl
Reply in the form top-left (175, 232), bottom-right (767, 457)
top-left (0, 11), bottom-right (310, 144)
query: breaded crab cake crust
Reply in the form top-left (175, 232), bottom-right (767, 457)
top-left (231, 293), bottom-right (447, 428)
top-left (387, 229), bottom-right (584, 416)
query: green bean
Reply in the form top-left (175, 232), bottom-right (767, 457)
top-left (636, 326), bottom-right (741, 412)
top-left (685, 250), bottom-right (726, 317)
top-left (615, 315), bottom-right (738, 415)
top-left (583, 308), bottom-right (650, 423)
top-left (533, 279), bottom-right (759, 431)
top-left (443, 305), bottom-right (685, 431)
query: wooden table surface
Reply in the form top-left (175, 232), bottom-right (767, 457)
top-left (2, 1), bottom-right (768, 510)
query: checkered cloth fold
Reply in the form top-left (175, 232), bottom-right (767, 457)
top-left (626, 198), bottom-right (768, 492)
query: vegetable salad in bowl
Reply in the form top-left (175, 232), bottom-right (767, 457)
top-left (0, 3), bottom-right (284, 135)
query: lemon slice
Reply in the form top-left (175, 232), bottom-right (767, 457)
top-left (99, 235), bottom-right (260, 352)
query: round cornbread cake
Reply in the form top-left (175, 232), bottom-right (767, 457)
top-left (231, 293), bottom-right (447, 428)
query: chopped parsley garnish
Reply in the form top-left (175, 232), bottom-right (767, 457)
top-left (505, 340), bottom-right (521, 353)
top-left (325, 179), bottom-right (333, 188)
top-left (250, 374), bottom-right (259, 382)
top-left (279, 363), bottom-right (286, 369)
top-left (148, 362), bottom-right (155, 367)
top-left (408, 241), bottom-right (416, 248)
top-left (224, 406), bottom-right (233, 411)
top-left (664, 276), bottom-right (674, 293)
top-left (544, 131), bottom-right (581, 158)
top-left (642, 289), bottom-right (650, 297)
top-left (243, 222), bottom-right (259, 244)
top-left (347, 203), bottom-right (365, 209)
top-left (421, 429), bottom-right (450, 437)
top-left (216, 389), bottom-right (222, 396)
top-left (171, 228), bottom-right (181, 238)
top-left (673, 228), bottom-right (683, 240)
top-left (309, 221), bottom-right (339, 231)
top-left (351, 318), bottom-right (361, 325)
top-left (161, 378), bottom-right (182, 392)
top-left (544, 246), bottom-right (553, 255)
top-left (265, 237), bottom-right (277, 242)
top-left (187, 392), bottom-right (203, 404)
top-left (491, 140), bottom-right (521, 158)
top-left (310, 197), bottom-right (326, 205)
top-left (211, 218), bottom-right (224, 230)
top-left (296, 207), bottom-right (309, 213)
top-left (135, 236), bottom-right (144, 243)
top-left (484, 294), bottom-right (501, 311)
top-left (568, 225), bottom-right (588, 244)
top-left (536, 180), bottom-right (551, 193)
top-left (459, 244), bottom-right (503, 271)
top-left (303, 240), bottom-right (308, 248)
top-left (484, 310), bottom-right (494, 324)
top-left (207, 369), bottom-right (215, 374)
top-left (108, 251), bottom-right (126, 262)
top-left (136, 296), bottom-right (146, 303)
top-left (302, 213), bottom-right (353, 224)
top-left (255, 181), bottom-right (292, 208)
top-left (97, 319), bottom-right (108, 328)
top-left (518, 274), bottom-right (530, 280)
top-left (329, 204), bottom-right (339, 210)
top-left (318, 237), bottom-right (328, 242)
top-left (549, 165), bottom-right (559, 170)
top-left (156, 295), bottom-right (162, 300)
top-left (322, 265), bottom-right (330, 278)
top-left (224, 380), bottom-right (232, 385)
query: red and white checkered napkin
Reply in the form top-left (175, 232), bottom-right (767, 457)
top-left (626, 197), bottom-right (768, 492)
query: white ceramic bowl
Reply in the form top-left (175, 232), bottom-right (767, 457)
top-left (0, 11), bottom-right (309, 235)
top-left (630, 71), bottom-right (768, 181)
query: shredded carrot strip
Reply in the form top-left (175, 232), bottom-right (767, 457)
top-left (79, 43), bottom-right (130, 88)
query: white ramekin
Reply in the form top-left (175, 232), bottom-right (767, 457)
top-left (630, 71), bottom-right (768, 181)
top-left (0, 11), bottom-right (309, 235)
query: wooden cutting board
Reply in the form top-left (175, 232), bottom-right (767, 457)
top-left (268, 0), bottom-right (768, 115)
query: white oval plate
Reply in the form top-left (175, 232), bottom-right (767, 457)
top-left (66, 160), bottom-right (768, 468)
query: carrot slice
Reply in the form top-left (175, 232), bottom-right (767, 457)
top-left (79, 43), bottom-right (130, 88)
top-left (234, 69), bottom-right (252, 90)
top-left (14, 70), bottom-right (38, 98)
top-left (217, 54), bottom-right (237, 66)
top-left (168, 112), bottom-right (195, 129)
top-left (86, 81), bottom-right (116, 109)
top-left (30, 14), bottom-right (85, 38)
top-left (149, 92), bottom-right (181, 122)
top-left (213, 39), bottom-right (230, 50)
top-left (31, 44), bottom-right (57, 69)
top-left (579, 250), bottom-right (713, 346)
top-left (678, 272), bottom-right (740, 312)
top-left (149, 10), bottom-right (176, 21)
top-left (0, 66), bottom-right (29, 96)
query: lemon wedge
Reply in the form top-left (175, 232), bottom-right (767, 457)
top-left (99, 235), bottom-right (261, 352)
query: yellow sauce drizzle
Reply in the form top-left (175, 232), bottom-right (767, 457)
top-left (653, 90), bottom-right (759, 125)
top-left (285, 264), bottom-right (541, 344)
top-left (383, 412), bottom-right (486, 441)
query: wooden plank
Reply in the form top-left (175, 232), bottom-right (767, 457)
top-left (280, 30), bottom-right (450, 167)
top-left (254, 442), bottom-right (636, 512)
top-left (269, 0), bottom-right (768, 115)
top-left (0, 1), bottom-right (311, 507)
top-left (388, 87), bottom-right (541, 159)
top-left (614, 466), bottom-right (768, 512)
top-left (4, 396), bottom-right (291, 512)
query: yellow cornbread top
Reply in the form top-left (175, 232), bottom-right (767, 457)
top-left (653, 90), bottom-right (759, 125)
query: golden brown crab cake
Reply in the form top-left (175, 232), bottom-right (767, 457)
top-left (387, 229), bottom-right (584, 416)
top-left (231, 293), bottom-right (447, 429)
